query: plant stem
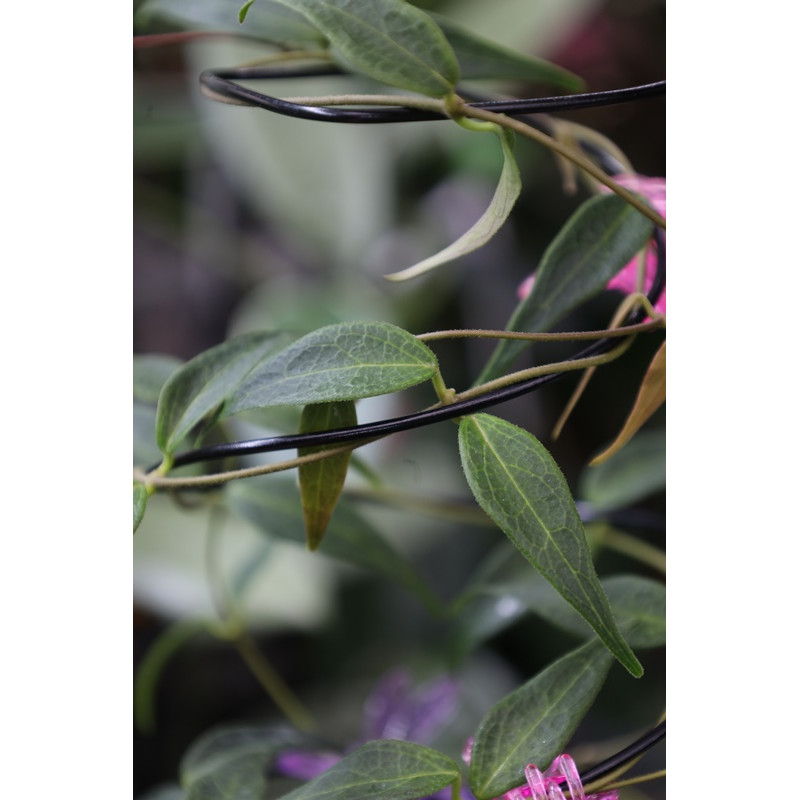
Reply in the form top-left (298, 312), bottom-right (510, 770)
top-left (452, 337), bottom-right (635, 404)
top-left (451, 99), bottom-right (666, 231)
top-left (596, 527), bottom-right (667, 574)
top-left (143, 441), bottom-right (367, 491)
top-left (417, 319), bottom-right (664, 343)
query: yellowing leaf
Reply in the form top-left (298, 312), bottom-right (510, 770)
top-left (591, 341), bottom-right (665, 466)
top-left (299, 401), bottom-right (357, 550)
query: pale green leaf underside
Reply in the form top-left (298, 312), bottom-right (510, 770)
top-left (458, 413), bottom-right (641, 677)
top-left (432, 14), bottom-right (584, 90)
top-left (276, 740), bottom-right (460, 800)
top-left (271, 0), bottom-right (459, 96)
top-left (223, 321), bottom-right (438, 416)
top-left (386, 128), bottom-right (521, 281)
top-left (476, 193), bottom-right (654, 384)
top-left (134, 0), bottom-right (327, 48)
top-left (468, 640), bottom-right (612, 800)
top-left (156, 331), bottom-right (289, 455)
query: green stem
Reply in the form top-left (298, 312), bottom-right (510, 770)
top-left (205, 506), bottom-right (317, 732)
top-left (286, 92), bottom-right (665, 227)
top-left (431, 368), bottom-right (456, 405)
top-left (452, 337), bottom-right (635, 404)
top-left (142, 441), bottom-right (368, 491)
top-left (233, 628), bottom-right (317, 732)
top-left (593, 526), bottom-right (666, 574)
top-left (451, 99), bottom-right (666, 231)
top-left (417, 319), bottom-right (664, 344)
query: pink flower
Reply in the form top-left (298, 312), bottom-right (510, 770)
top-left (518, 175), bottom-right (666, 315)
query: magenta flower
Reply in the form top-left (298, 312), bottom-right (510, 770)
top-left (518, 174), bottom-right (666, 315)
top-left (275, 670), bottom-right (472, 799)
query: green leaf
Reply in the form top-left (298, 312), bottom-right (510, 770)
top-left (134, 484), bottom-right (149, 533)
top-left (238, 0), bottom-right (255, 23)
top-left (299, 401), bottom-right (358, 550)
top-left (578, 428), bottom-right (665, 512)
top-left (276, 739), bottom-right (460, 800)
top-left (228, 478), bottom-right (441, 614)
top-left (432, 14), bottom-right (584, 90)
top-left (270, 0), bottom-right (459, 96)
top-left (458, 413), bottom-right (642, 677)
top-left (134, 0), bottom-right (327, 48)
top-left (385, 128), bottom-right (521, 281)
top-left (476, 194), bottom-right (654, 384)
top-left (181, 726), bottom-right (316, 800)
top-left (156, 331), bottom-right (289, 455)
top-left (134, 354), bottom-right (182, 405)
top-left (468, 640), bottom-right (613, 800)
top-left (223, 322), bottom-right (438, 416)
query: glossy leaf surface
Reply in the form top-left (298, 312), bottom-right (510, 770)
top-left (386, 128), bottom-right (520, 281)
top-left (271, 0), bottom-right (459, 96)
top-left (298, 401), bottom-right (358, 550)
top-left (228, 478), bottom-right (440, 614)
top-left (156, 331), bottom-right (289, 455)
top-left (433, 14), bottom-right (583, 89)
top-left (135, 0), bottom-right (327, 48)
top-left (458, 413), bottom-right (641, 676)
top-left (276, 739), bottom-right (460, 800)
top-left (476, 194), bottom-right (654, 383)
top-left (224, 322), bottom-right (437, 415)
top-left (591, 341), bottom-right (666, 465)
top-left (468, 640), bottom-right (613, 800)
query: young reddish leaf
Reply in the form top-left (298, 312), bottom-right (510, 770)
top-left (299, 401), bottom-right (358, 550)
top-left (590, 341), bottom-right (665, 466)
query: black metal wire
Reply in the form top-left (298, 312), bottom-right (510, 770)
top-left (199, 64), bottom-right (664, 124)
top-left (582, 720), bottom-right (666, 784)
top-left (159, 68), bottom-right (666, 472)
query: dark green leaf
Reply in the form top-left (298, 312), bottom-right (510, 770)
top-left (134, 484), bottom-right (149, 533)
top-left (468, 640), bottom-right (613, 800)
top-left (134, 354), bottom-right (182, 404)
top-left (271, 0), bottom-right (459, 96)
top-left (458, 413), bottom-right (641, 676)
top-left (299, 401), bottom-right (358, 550)
top-left (223, 322), bottom-right (438, 416)
top-left (156, 331), bottom-right (289, 455)
top-left (476, 194), bottom-right (654, 384)
top-left (134, 0), bottom-right (327, 48)
top-left (433, 14), bottom-right (584, 90)
top-left (228, 478), bottom-right (441, 614)
top-left (276, 739), bottom-right (460, 800)
top-left (181, 726), bottom-right (316, 800)
top-left (386, 128), bottom-right (521, 281)
top-left (578, 428), bottom-right (665, 511)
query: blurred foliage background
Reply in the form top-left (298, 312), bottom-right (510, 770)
top-left (134, 0), bottom-right (665, 796)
